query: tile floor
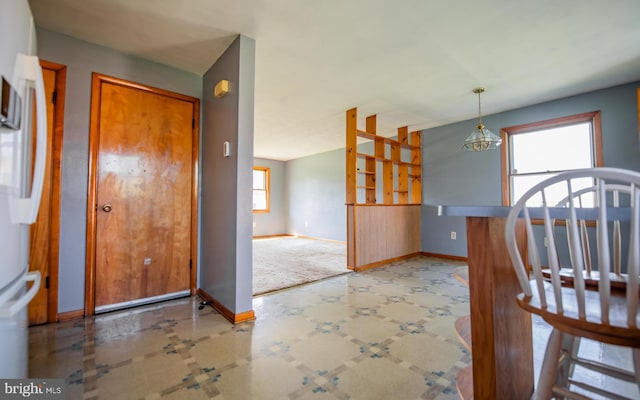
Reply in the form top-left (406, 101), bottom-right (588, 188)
top-left (28, 256), bottom-right (638, 399)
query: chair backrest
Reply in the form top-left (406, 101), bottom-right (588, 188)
top-left (505, 167), bottom-right (640, 330)
top-left (555, 183), bottom-right (630, 277)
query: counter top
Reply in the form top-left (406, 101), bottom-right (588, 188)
top-left (437, 205), bottom-right (631, 220)
top-left (437, 205), bottom-right (510, 217)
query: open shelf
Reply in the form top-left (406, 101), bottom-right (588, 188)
top-left (356, 152), bottom-right (420, 167)
top-left (356, 129), bottom-right (420, 150)
top-left (345, 107), bottom-right (422, 271)
top-left (346, 108), bottom-right (421, 206)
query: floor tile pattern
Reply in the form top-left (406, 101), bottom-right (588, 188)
top-left (30, 257), bottom-right (471, 399)
top-left (29, 255), bottom-right (640, 399)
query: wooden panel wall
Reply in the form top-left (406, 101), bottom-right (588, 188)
top-left (346, 205), bottom-right (356, 269)
top-left (350, 205), bottom-right (421, 269)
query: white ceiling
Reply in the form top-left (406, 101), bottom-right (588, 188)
top-left (28, 0), bottom-right (640, 161)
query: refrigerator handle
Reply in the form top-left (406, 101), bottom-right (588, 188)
top-left (10, 55), bottom-right (47, 224)
top-left (0, 271), bottom-right (41, 319)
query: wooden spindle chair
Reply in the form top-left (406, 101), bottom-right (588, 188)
top-left (505, 167), bottom-right (640, 399)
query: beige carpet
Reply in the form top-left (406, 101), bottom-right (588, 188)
top-left (253, 236), bottom-right (349, 295)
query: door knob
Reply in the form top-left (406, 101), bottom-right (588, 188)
top-left (102, 203), bottom-right (113, 212)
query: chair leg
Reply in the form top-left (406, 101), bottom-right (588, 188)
top-left (633, 348), bottom-right (640, 394)
top-left (556, 334), bottom-right (577, 388)
top-left (535, 328), bottom-right (564, 400)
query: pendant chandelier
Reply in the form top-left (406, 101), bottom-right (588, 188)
top-left (463, 87), bottom-right (502, 152)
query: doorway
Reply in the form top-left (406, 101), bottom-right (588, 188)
top-left (85, 73), bottom-right (199, 315)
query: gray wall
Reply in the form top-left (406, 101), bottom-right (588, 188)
top-left (200, 36), bottom-right (255, 315)
top-left (252, 157), bottom-right (286, 236)
top-left (422, 81), bottom-right (640, 257)
top-left (285, 148), bottom-right (346, 241)
top-left (35, 25), bottom-right (640, 311)
top-left (36, 29), bottom-right (202, 313)
top-left (282, 82), bottom-right (640, 257)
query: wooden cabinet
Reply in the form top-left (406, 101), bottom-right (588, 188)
top-left (439, 207), bottom-right (535, 399)
top-left (346, 108), bottom-right (421, 205)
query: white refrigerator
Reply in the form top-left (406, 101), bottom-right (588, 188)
top-left (0, 0), bottom-right (47, 379)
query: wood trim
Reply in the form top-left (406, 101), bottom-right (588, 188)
top-left (85, 73), bottom-right (200, 315)
top-left (502, 111), bottom-right (601, 134)
top-left (410, 130), bottom-right (422, 204)
top-left (500, 111), bottom-right (603, 206)
top-left (190, 100), bottom-right (200, 295)
top-left (252, 166), bottom-right (270, 213)
top-left (252, 234), bottom-right (346, 244)
top-left (287, 235), bottom-right (346, 244)
top-left (347, 203), bottom-right (422, 207)
top-left (500, 128), bottom-right (510, 206)
top-left (345, 108), bottom-right (357, 205)
top-left (91, 73), bottom-right (201, 103)
top-left (353, 252), bottom-right (422, 272)
top-left (40, 60), bottom-right (66, 323)
top-left (421, 252), bottom-right (468, 262)
top-left (252, 234), bottom-right (291, 239)
top-left (84, 74), bottom-right (101, 316)
top-left (57, 309), bottom-right (84, 322)
top-left (592, 111), bottom-right (603, 167)
top-left (197, 289), bottom-right (256, 324)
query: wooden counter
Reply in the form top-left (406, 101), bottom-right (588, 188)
top-left (439, 206), bottom-right (533, 399)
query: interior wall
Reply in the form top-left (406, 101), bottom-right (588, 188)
top-left (285, 147), bottom-right (346, 242)
top-left (200, 35), bottom-right (255, 315)
top-left (421, 81), bottom-right (640, 257)
top-left (35, 29), bottom-right (202, 314)
top-left (252, 157), bottom-right (285, 236)
top-left (283, 82), bottom-right (639, 258)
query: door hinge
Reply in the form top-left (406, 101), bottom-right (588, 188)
top-left (52, 91), bottom-right (57, 105)
top-left (192, 118), bottom-right (195, 129)
top-left (189, 259), bottom-right (192, 269)
top-left (45, 275), bottom-right (50, 289)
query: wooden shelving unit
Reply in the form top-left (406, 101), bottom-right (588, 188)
top-left (345, 107), bottom-right (422, 271)
top-left (346, 108), bottom-right (421, 205)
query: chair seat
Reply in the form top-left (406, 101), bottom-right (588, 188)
top-left (517, 281), bottom-right (640, 348)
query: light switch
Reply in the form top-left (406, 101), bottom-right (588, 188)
top-left (223, 141), bottom-right (231, 157)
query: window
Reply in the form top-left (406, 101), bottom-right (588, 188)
top-left (253, 166), bottom-right (270, 213)
top-left (501, 111), bottom-right (603, 206)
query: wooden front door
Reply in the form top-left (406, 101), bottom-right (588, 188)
top-left (28, 60), bottom-right (65, 325)
top-left (86, 73), bottom-right (199, 313)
